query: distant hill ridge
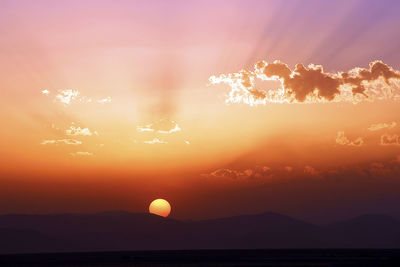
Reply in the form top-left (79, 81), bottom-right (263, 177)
top-left (0, 211), bottom-right (399, 253)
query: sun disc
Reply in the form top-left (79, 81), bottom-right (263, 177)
top-left (149, 199), bottom-right (171, 217)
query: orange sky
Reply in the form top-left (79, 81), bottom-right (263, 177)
top-left (1, 0), bottom-right (400, 222)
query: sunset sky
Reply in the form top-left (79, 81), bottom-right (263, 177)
top-left (1, 0), bottom-right (400, 223)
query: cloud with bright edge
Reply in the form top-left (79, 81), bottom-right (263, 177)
top-left (336, 131), bottom-right (364, 147)
top-left (209, 60), bottom-right (400, 106)
top-left (380, 134), bottom-right (400, 146)
top-left (204, 168), bottom-right (247, 179)
top-left (368, 122), bottom-right (397, 131)
top-left (203, 166), bottom-right (272, 179)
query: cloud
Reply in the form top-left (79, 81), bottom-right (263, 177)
top-left (65, 125), bottom-right (98, 136)
top-left (69, 151), bottom-right (93, 157)
top-left (336, 131), bottom-right (364, 147)
top-left (144, 138), bottom-right (167, 144)
top-left (41, 89), bottom-right (50, 95)
top-left (158, 124), bottom-right (181, 134)
top-left (136, 125), bottom-right (154, 132)
top-left (204, 168), bottom-right (246, 179)
top-left (304, 165), bottom-right (321, 176)
top-left (55, 90), bottom-right (80, 105)
top-left (137, 119), bottom-right (181, 134)
top-left (40, 140), bottom-right (58, 145)
top-left (203, 165), bottom-right (272, 179)
top-left (209, 60), bottom-right (400, 106)
top-left (204, 165), bottom-right (324, 180)
top-left (366, 161), bottom-right (395, 176)
top-left (380, 134), bottom-right (400, 146)
top-left (284, 166), bottom-right (293, 172)
top-left (41, 139), bottom-right (82, 145)
top-left (368, 122), bottom-right (397, 131)
top-left (262, 166), bottom-right (271, 172)
top-left (97, 97), bottom-right (112, 104)
top-left (370, 162), bottom-right (384, 168)
top-left (243, 169), bottom-right (253, 176)
top-left (51, 89), bottom-right (111, 106)
top-left (204, 160), bottom-right (400, 182)
top-left (137, 119), bottom-right (188, 145)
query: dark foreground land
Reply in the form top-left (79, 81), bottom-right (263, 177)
top-left (1, 212), bottom-right (400, 253)
top-left (1, 212), bottom-right (400, 265)
top-left (0, 250), bottom-right (400, 266)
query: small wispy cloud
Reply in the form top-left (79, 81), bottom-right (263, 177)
top-left (144, 138), bottom-right (167, 144)
top-left (41, 89), bottom-right (50, 95)
top-left (41, 139), bottom-right (82, 146)
top-left (137, 119), bottom-right (182, 134)
top-left (97, 97), bottom-right (112, 104)
top-left (65, 125), bottom-right (98, 136)
top-left (336, 131), bottom-right (364, 147)
top-left (158, 124), bottom-right (181, 134)
top-left (137, 125), bottom-right (155, 132)
top-left (69, 151), bottom-right (93, 157)
top-left (137, 119), bottom-right (187, 145)
top-left (368, 122), bottom-right (397, 131)
top-left (48, 89), bottom-right (111, 106)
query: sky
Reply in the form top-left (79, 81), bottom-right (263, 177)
top-left (1, 0), bottom-right (400, 223)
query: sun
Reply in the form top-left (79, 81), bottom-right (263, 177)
top-left (149, 199), bottom-right (171, 217)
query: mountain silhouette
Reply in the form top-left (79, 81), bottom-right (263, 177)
top-left (0, 211), bottom-right (399, 253)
